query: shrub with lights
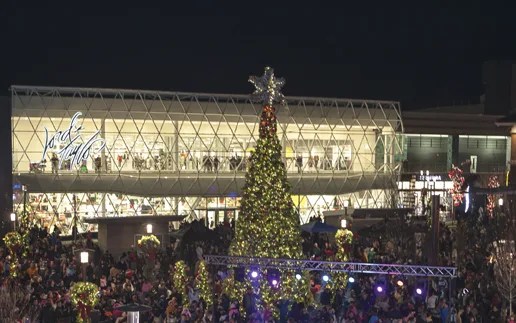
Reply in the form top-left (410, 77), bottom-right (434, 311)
top-left (137, 234), bottom-right (160, 261)
top-left (70, 282), bottom-right (99, 323)
top-left (3, 231), bottom-right (27, 278)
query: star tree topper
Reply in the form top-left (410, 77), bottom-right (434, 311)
top-left (249, 66), bottom-right (286, 106)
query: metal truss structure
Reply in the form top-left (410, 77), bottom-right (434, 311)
top-left (204, 255), bottom-right (457, 278)
top-left (10, 85), bottom-right (404, 220)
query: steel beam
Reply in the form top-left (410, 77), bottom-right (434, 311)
top-left (203, 255), bottom-right (456, 278)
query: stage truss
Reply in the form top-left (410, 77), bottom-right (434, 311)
top-left (204, 255), bottom-right (456, 278)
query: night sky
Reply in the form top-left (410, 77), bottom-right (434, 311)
top-left (3, 1), bottom-right (516, 109)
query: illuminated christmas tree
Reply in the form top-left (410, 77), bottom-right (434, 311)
top-left (329, 228), bottom-right (354, 290)
top-left (172, 260), bottom-right (189, 305)
top-left (228, 67), bottom-right (309, 310)
top-left (195, 260), bottom-right (212, 307)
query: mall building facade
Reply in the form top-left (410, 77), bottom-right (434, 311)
top-left (10, 86), bottom-right (404, 234)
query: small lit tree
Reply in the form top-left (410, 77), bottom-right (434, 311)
top-left (492, 213), bottom-right (516, 318)
top-left (448, 164), bottom-right (465, 207)
top-left (330, 228), bottom-right (353, 289)
top-left (195, 260), bottom-right (212, 307)
top-left (173, 260), bottom-right (189, 305)
top-left (486, 175), bottom-right (501, 218)
top-left (493, 239), bottom-right (516, 317)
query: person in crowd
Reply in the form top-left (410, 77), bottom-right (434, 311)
top-left (50, 153), bottom-right (59, 174)
top-left (94, 155), bottom-right (102, 173)
top-left (1, 212), bottom-right (496, 323)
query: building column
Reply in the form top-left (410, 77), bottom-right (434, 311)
top-left (430, 195), bottom-right (440, 265)
top-left (2, 96), bottom-right (13, 227)
top-left (173, 121), bottom-right (179, 171)
top-left (506, 135), bottom-right (512, 184)
top-left (100, 118), bottom-right (107, 172)
top-left (446, 135), bottom-right (459, 170)
top-left (101, 193), bottom-right (107, 218)
top-left (509, 131), bottom-right (516, 186)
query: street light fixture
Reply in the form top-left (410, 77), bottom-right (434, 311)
top-left (341, 199), bottom-right (350, 229)
top-left (343, 199), bottom-right (349, 217)
top-left (80, 251), bottom-right (89, 264)
top-left (74, 248), bottom-right (93, 282)
top-left (146, 224), bottom-right (153, 234)
top-left (10, 213), bottom-right (16, 231)
top-left (499, 198), bottom-right (504, 207)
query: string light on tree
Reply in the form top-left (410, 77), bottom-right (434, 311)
top-left (172, 260), bottom-right (189, 305)
top-left (448, 164), bottom-right (465, 207)
top-left (487, 175), bottom-right (501, 217)
top-left (329, 228), bottom-right (354, 290)
top-left (3, 231), bottom-right (26, 278)
top-left (195, 260), bottom-right (213, 307)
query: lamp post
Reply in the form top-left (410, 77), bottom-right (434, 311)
top-left (340, 218), bottom-right (347, 229)
top-left (80, 251), bottom-right (88, 282)
top-left (22, 185), bottom-right (27, 223)
top-left (74, 248), bottom-right (93, 282)
top-left (117, 303), bottom-right (152, 323)
top-left (420, 170), bottom-right (429, 216)
top-left (10, 212), bottom-right (16, 231)
top-left (72, 194), bottom-right (78, 242)
top-left (340, 199), bottom-right (350, 229)
top-left (510, 252), bottom-right (514, 317)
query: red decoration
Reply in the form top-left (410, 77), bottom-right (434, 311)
top-left (486, 175), bottom-right (500, 217)
top-left (259, 105), bottom-right (277, 138)
top-left (448, 164), bottom-right (465, 207)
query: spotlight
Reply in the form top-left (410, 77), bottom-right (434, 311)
top-left (249, 267), bottom-right (260, 280)
top-left (267, 268), bottom-right (280, 288)
top-left (414, 280), bottom-right (427, 297)
top-left (374, 277), bottom-right (387, 295)
top-left (295, 273), bottom-right (302, 280)
top-left (322, 274), bottom-right (330, 282)
top-left (348, 276), bottom-right (355, 283)
top-left (396, 279), bottom-right (404, 287)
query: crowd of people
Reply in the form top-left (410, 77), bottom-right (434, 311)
top-left (0, 213), bottom-right (513, 322)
